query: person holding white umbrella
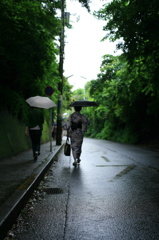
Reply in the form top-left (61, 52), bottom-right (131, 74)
top-left (25, 96), bottom-right (56, 160)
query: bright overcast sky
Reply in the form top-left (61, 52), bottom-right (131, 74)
top-left (64, 0), bottom-right (122, 90)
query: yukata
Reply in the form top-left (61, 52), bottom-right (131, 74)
top-left (67, 111), bottom-right (89, 161)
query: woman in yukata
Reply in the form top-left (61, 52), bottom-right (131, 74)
top-left (66, 106), bottom-right (90, 166)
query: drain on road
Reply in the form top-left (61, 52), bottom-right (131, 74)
top-left (44, 187), bottom-right (63, 194)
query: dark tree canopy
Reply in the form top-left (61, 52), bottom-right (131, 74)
top-left (85, 1), bottom-right (159, 144)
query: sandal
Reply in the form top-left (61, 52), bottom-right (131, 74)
top-left (73, 162), bottom-right (77, 166)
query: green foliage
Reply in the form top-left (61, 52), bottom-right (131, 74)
top-left (0, 0), bottom-right (60, 120)
top-left (78, 0), bottom-right (91, 11)
top-left (87, 1), bottom-right (159, 144)
top-left (72, 89), bottom-right (85, 101)
top-left (88, 54), bottom-right (156, 143)
top-left (96, 0), bottom-right (159, 95)
top-left (62, 77), bottom-right (73, 111)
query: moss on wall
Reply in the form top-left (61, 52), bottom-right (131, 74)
top-left (0, 110), bottom-right (50, 160)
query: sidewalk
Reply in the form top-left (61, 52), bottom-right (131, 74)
top-left (0, 141), bottom-right (63, 240)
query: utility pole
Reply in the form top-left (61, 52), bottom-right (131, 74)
top-left (56, 0), bottom-right (65, 145)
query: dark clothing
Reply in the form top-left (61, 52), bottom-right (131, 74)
top-left (26, 108), bottom-right (44, 130)
top-left (29, 130), bottom-right (42, 155)
top-left (66, 111), bottom-right (89, 161)
top-left (25, 108), bottom-right (44, 158)
top-left (71, 121), bottom-right (82, 131)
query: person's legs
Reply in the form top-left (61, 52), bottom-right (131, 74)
top-left (71, 131), bottom-right (83, 166)
top-left (29, 130), bottom-right (42, 160)
top-left (34, 130), bottom-right (42, 154)
top-left (29, 130), bottom-right (36, 157)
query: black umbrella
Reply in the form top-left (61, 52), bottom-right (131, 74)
top-left (69, 100), bottom-right (98, 107)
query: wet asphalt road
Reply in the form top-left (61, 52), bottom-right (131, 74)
top-left (9, 138), bottom-right (159, 240)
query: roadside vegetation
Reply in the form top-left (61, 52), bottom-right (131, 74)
top-left (1, 0), bottom-right (159, 152)
top-left (74, 0), bottom-right (159, 145)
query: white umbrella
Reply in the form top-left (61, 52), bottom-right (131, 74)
top-left (26, 96), bottom-right (56, 109)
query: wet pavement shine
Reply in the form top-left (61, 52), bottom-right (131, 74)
top-left (0, 142), bottom-right (63, 240)
top-left (2, 138), bottom-right (159, 240)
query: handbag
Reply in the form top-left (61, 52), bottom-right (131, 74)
top-left (64, 136), bottom-right (70, 156)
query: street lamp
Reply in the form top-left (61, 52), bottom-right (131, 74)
top-left (80, 76), bottom-right (87, 100)
top-left (66, 74), bottom-right (73, 79)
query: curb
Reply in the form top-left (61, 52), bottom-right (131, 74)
top-left (0, 144), bottom-right (63, 240)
